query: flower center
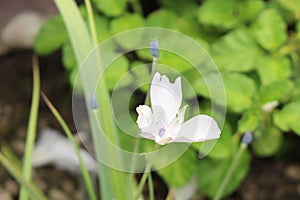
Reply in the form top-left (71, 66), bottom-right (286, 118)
top-left (158, 128), bottom-right (166, 137)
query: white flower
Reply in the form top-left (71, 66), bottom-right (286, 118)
top-left (136, 72), bottom-right (221, 145)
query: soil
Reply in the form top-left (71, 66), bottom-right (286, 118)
top-left (0, 50), bottom-right (300, 200)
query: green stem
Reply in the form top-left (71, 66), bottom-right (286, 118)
top-left (213, 143), bottom-right (248, 200)
top-left (41, 92), bottom-right (97, 200)
top-left (148, 171), bottom-right (155, 200)
top-left (129, 56), bottom-right (158, 196)
top-left (134, 144), bottom-right (160, 200)
top-left (84, 0), bottom-right (98, 47)
top-left (145, 57), bottom-right (158, 105)
top-left (0, 153), bottom-right (48, 200)
top-left (19, 56), bottom-right (40, 200)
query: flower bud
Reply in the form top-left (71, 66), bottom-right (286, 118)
top-left (149, 38), bottom-right (159, 58)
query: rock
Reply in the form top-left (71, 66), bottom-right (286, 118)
top-left (1, 11), bottom-right (45, 50)
top-left (285, 165), bottom-right (300, 181)
top-left (49, 188), bottom-right (70, 200)
top-left (4, 179), bottom-right (18, 196)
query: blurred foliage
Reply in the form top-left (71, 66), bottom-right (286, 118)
top-left (34, 0), bottom-right (300, 198)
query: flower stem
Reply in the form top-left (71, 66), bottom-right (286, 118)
top-left (213, 143), bottom-right (248, 200)
top-left (148, 172), bottom-right (155, 200)
top-left (145, 57), bottom-right (158, 105)
top-left (129, 56), bottom-right (158, 178)
top-left (134, 144), bottom-right (160, 200)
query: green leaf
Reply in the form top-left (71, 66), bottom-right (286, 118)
top-left (110, 13), bottom-right (144, 49)
top-left (160, 0), bottom-right (197, 18)
top-left (146, 9), bottom-right (177, 28)
top-left (256, 80), bottom-right (294, 105)
top-left (273, 101), bottom-right (300, 136)
top-left (211, 28), bottom-right (261, 72)
top-left (237, 0), bottom-right (264, 22)
top-left (92, 0), bottom-right (126, 17)
top-left (252, 8), bottom-right (287, 51)
top-left (194, 71), bottom-right (257, 112)
top-left (252, 125), bottom-right (282, 157)
top-left (238, 107), bottom-right (261, 133)
top-left (157, 147), bottom-right (196, 187)
top-left (207, 122), bottom-right (234, 160)
top-left (277, 0), bottom-right (300, 14)
top-left (34, 15), bottom-right (68, 55)
top-left (104, 56), bottom-right (130, 90)
top-left (257, 55), bottom-right (291, 85)
top-left (62, 42), bottom-right (76, 70)
top-left (197, 149), bottom-right (250, 198)
top-left (197, 0), bottom-right (239, 29)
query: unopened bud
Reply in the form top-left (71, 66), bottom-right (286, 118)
top-left (241, 132), bottom-right (253, 145)
top-left (149, 38), bottom-right (159, 58)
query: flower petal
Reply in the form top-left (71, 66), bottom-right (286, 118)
top-left (150, 72), bottom-right (182, 123)
top-left (173, 115), bottom-right (221, 143)
top-left (138, 105), bottom-right (167, 139)
top-left (136, 105), bottom-right (153, 129)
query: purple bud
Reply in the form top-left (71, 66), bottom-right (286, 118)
top-left (149, 38), bottom-right (159, 58)
top-left (241, 132), bottom-right (253, 145)
top-left (89, 93), bottom-right (98, 110)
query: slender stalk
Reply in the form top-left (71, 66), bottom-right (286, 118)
top-left (148, 171), bottom-right (155, 200)
top-left (19, 56), bottom-right (40, 200)
top-left (134, 160), bottom-right (153, 200)
top-left (84, 0), bottom-right (98, 47)
top-left (130, 56), bottom-right (158, 172)
top-left (213, 143), bottom-right (248, 200)
top-left (134, 144), bottom-right (160, 200)
top-left (145, 57), bottom-right (158, 105)
top-left (41, 92), bottom-right (97, 200)
top-left (0, 153), bottom-right (48, 200)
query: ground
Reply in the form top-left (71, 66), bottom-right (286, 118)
top-left (0, 50), bottom-right (299, 200)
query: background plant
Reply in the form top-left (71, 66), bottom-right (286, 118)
top-left (33, 0), bottom-right (300, 198)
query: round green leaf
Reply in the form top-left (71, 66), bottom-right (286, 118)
top-left (238, 107), bottom-right (261, 133)
top-left (207, 122), bottom-right (234, 160)
top-left (211, 28), bottom-right (261, 72)
top-left (197, 149), bottom-right (250, 198)
top-left (110, 14), bottom-right (144, 49)
top-left (197, 0), bottom-right (238, 29)
top-left (252, 8), bottom-right (287, 51)
top-left (257, 55), bottom-right (291, 85)
top-left (238, 0), bottom-right (264, 22)
top-left (105, 55), bottom-right (130, 90)
top-left (34, 15), bottom-right (68, 55)
top-left (92, 0), bottom-right (126, 17)
top-left (273, 101), bottom-right (300, 136)
top-left (157, 147), bottom-right (196, 187)
top-left (146, 9), bottom-right (177, 28)
top-left (277, 0), bottom-right (300, 14)
top-left (194, 71), bottom-right (257, 112)
top-left (256, 80), bottom-right (294, 105)
top-left (252, 125), bottom-right (282, 157)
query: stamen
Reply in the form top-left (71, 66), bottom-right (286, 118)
top-left (158, 128), bottom-right (166, 137)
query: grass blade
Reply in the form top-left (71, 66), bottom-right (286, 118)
top-left (0, 153), bottom-right (48, 200)
top-left (41, 92), bottom-right (97, 200)
top-left (19, 56), bottom-right (40, 200)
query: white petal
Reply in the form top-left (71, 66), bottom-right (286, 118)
top-left (150, 72), bottom-right (182, 123)
top-left (173, 115), bottom-right (221, 143)
top-left (136, 105), bottom-right (153, 129)
top-left (139, 105), bottom-right (167, 139)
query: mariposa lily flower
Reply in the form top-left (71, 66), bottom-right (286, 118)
top-left (136, 72), bottom-right (221, 145)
